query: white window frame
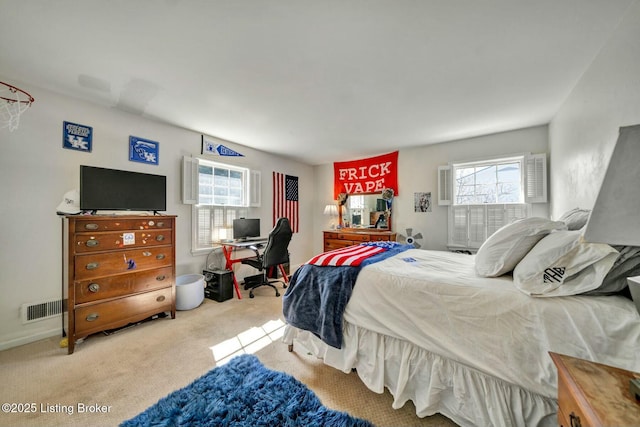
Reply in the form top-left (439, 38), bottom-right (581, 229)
top-left (182, 156), bottom-right (261, 254)
top-left (440, 153), bottom-right (547, 250)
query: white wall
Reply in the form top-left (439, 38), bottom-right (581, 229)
top-left (313, 125), bottom-right (549, 252)
top-left (0, 81), bottom-right (315, 350)
top-left (549, 1), bottom-right (640, 218)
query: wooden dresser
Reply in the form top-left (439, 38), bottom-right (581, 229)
top-left (323, 229), bottom-right (397, 251)
top-left (63, 215), bottom-right (176, 354)
top-left (550, 352), bottom-right (640, 427)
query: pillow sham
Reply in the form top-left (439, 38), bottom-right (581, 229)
top-left (474, 217), bottom-right (567, 277)
top-left (558, 208), bottom-right (591, 231)
top-left (583, 245), bottom-right (640, 296)
top-left (513, 230), bottom-right (619, 297)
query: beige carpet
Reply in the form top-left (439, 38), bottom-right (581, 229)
top-left (0, 285), bottom-right (458, 427)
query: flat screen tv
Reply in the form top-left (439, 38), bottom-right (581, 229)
top-left (233, 218), bottom-right (261, 240)
top-left (80, 165), bottom-right (167, 212)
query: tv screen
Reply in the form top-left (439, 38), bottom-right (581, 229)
top-left (80, 165), bottom-right (167, 212)
top-left (233, 218), bottom-right (260, 240)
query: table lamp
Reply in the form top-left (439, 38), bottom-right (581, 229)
top-left (323, 204), bottom-right (338, 229)
top-left (583, 124), bottom-right (640, 312)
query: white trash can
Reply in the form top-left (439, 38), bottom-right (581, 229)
top-left (175, 274), bottom-right (205, 310)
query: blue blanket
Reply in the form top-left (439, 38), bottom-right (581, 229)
top-left (282, 242), bottom-right (412, 349)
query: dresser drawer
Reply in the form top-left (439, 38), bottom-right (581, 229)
top-left (75, 266), bottom-right (173, 303)
top-left (369, 233), bottom-right (396, 242)
top-left (73, 230), bottom-right (172, 253)
top-left (324, 239), bottom-right (357, 251)
top-left (557, 377), bottom-right (584, 427)
top-left (74, 246), bottom-right (173, 280)
top-left (339, 233), bottom-right (370, 242)
top-left (75, 287), bottom-right (173, 337)
top-left (74, 217), bottom-right (174, 232)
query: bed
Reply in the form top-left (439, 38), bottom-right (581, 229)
top-left (282, 216), bottom-right (640, 427)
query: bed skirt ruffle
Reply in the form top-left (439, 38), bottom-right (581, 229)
top-left (283, 322), bottom-right (558, 427)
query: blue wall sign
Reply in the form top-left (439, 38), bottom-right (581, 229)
top-left (129, 136), bottom-right (159, 165)
top-left (63, 121), bottom-right (93, 152)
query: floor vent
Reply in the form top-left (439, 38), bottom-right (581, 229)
top-left (21, 298), bottom-right (64, 324)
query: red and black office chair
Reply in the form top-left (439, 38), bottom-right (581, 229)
top-left (241, 217), bottom-right (292, 298)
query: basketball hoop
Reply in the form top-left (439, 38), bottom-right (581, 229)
top-left (0, 81), bottom-right (35, 132)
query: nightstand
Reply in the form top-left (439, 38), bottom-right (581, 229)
top-left (550, 352), bottom-right (640, 427)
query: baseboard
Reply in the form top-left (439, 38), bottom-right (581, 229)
top-left (0, 328), bottom-right (61, 352)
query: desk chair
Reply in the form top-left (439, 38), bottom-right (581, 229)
top-left (241, 217), bottom-right (292, 298)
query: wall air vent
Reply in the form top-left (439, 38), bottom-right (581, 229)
top-left (21, 298), bottom-right (64, 324)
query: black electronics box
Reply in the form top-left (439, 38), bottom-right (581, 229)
top-left (203, 269), bottom-right (233, 302)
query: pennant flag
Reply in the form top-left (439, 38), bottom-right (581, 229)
top-left (202, 136), bottom-right (244, 157)
top-left (273, 172), bottom-right (299, 233)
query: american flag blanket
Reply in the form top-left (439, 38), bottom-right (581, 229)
top-left (283, 241), bottom-right (412, 349)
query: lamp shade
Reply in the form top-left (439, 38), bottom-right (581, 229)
top-left (323, 204), bottom-right (338, 216)
top-left (583, 124), bottom-right (640, 246)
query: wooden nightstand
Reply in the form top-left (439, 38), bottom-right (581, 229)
top-left (550, 352), bottom-right (640, 426)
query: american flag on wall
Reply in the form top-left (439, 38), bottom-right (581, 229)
top-left (273, 172), bottom-right (299, 233)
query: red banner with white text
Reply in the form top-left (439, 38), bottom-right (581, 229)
top-left (333, 151), bottom-right (398, 199)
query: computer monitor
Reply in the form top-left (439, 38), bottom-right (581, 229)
top-left (232, 218), bottom-right (260, 240)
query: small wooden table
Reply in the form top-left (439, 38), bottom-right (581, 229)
top-left (550, 352), bottom-right (640, 426)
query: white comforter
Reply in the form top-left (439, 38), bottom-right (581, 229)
top-left (344, 249), bottom-right (640, 398)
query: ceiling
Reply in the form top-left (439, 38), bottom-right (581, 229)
top-left (0, 1), bottom-right (633, 165)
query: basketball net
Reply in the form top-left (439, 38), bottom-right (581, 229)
top-left (0, 82), bottom-right (35, 132)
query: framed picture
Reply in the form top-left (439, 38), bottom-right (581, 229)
top-left (414, 192), bottom-right (432, 212)
top-left (129, 136), bottom-right (159, 165)
top-left (62, 121), bottom-right (93, 152)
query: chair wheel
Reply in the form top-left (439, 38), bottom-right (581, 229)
top-left (249, 292), bottom-right (255, 298)
top-left (275, 291), bottom-right (280, 297)
top-left (283, 284), bottom-right (287, 289)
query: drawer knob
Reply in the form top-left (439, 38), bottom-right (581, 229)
top-left (143, 251), bottom-right (152, 257)
top-left (156, 254), bottom-right (165, 260)
top-left (156, 295), bottom-right (166, 302)
top-left (86, 262), bottom-right (99, 270)
top-left (85, 239), bottom-right (99, 247)
top-left (86, 313), bottom-right (99, 322)
top-left (156, 275), bottom-right (166, 281)
top-left (569, 413), bottom-right (582, 427)
top-left (156, 234), bottom-right (165, 241)
top-left (157, 222), bottom-right (165, 228)
top-left (84, 223), bottom-right (99, 230)
top-left (88, 283), bottom-right (100, 293)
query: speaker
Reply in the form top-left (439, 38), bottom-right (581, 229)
top-left (203, 269), bottom-right (233, 302)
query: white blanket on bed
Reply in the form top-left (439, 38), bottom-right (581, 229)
top-left (343, 249), bottom-right (640, 398)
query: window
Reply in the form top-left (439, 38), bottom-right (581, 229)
top-left (182, 157), bottom-right (260, 253)
top-left (454, 157), bottom-right (523, 204)
top-left (198, 161), bottom-right (249, 206)
top-left (439, 153), bottom-right (547, 250)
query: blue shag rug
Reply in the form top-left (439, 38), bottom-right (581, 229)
top-left (121, 354), bottom-right (373, 427)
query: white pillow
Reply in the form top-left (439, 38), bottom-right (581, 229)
top-left (513, 230), bottom-right (619, 297)
top-left (558, 208), bottom-right (591, 230)
top-left (475, 217), bottom-right (567, 277)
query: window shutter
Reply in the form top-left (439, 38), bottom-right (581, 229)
top-left (182, 156), bottom-right (200, 205)
top-left (448, 205), bottom-right (469, 247)
top-left (249, 170), bottom-right (261, 207)
top-left (524, 153), bottom-right (547, 203)
top-left (486, 205), bottom-right (506, 237)
top-left (438, 165), bottom-right (452, 206)
top-left (468, 205), bottom-right (486, 248)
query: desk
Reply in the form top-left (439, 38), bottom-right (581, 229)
top-left (215, 239), bottom-right (268, 300)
